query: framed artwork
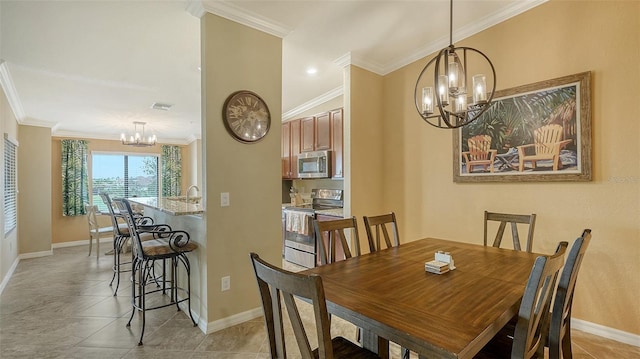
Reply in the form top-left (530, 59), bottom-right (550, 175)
top-left (453, 71), bottom-right (592, 182)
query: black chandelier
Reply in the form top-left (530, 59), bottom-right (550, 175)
top-left (414, 0), bottom-right (496, 129)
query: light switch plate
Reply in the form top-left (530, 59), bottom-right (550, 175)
top-left (221, 192), bottom-right (230, 207)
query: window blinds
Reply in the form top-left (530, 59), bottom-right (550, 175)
top-left (4, 135), bottom-right (17, 235)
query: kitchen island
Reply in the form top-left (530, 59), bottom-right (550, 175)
top-left (128, 196), bottom-right (204, 216)
top-left (127, 196), bottom-right (206, 328)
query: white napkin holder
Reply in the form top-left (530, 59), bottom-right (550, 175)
top-left (435, 251), bottom-right (456, 270)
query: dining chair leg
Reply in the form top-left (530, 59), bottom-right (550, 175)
top-left (88, 235), bottom-right (93, 256)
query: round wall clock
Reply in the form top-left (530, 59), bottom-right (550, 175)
top-left (222, 90), bottom-right (271, 143)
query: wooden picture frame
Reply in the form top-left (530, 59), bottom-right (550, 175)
top-left (453, 71), bottom-right (592, 182)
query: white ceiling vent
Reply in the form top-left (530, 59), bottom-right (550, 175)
top-left (151, 102), bottom-right (173, 111)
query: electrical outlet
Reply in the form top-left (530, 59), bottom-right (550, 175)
top-left (221, 192), bottom-right (230, 207)
top-left (221, 276), bottom-right (231, 291)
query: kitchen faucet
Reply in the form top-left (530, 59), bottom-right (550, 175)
top-left (186, 185), bottom-right (200, 204)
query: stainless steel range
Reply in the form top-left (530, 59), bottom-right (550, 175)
top-left (283, 189), bottom-right (343, 268)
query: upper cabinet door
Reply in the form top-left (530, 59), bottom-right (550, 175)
top-left (314, 112), bottom-right (332, 151)
top-left (301, 116), bottom-right (315, 152)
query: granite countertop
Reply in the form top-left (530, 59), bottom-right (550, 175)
top-left (314, 208), bottom-right (344, 218)
top-left (128, 197), bottom-right (204, 216)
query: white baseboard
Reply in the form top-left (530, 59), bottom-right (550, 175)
top-left (52, 238), bottom-right (112, 249)
top-left (204, 307), bottom-right (264, 334)
top-left (572, 318), bottom-right (640, 347)
top-left (0, 257), bottom-right (20, 295)
top-left (19, 250), bottom-right (53, 259)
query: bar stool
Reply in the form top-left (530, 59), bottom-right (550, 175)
top-left (113, 198), bottom-right (198, 345)
top-left (99, 192), bottom-right (154, 295)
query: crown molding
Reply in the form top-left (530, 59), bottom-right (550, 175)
top-left (53, 130), bottom-right (193, 146)
top-left (368, 0), bottom-right (549, 76)
top-left (282, 86), bottom-right (343, 121)
top-left (333, 52), bottom-right (352, 69)
top-left (0, 61), bottom-right (26, 123)
top-left (19, 118), bottom-right (55, 130)
top-left (198, 0), bottom-right (291, 38)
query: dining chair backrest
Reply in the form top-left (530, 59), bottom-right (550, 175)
top-left (314, 217), bottom-right (361, 265)
top-left (512, 241), bottom-right (567, 359)
top-left (250, 252), bottom-right (332, 358)
top-left (484, 211), bottom-right (537, 252)
top-left (548, 229), bottom-right (592, 359)
top-left (363, 212), bottom-right (400, 253)
top-left (85, 204), bottom-right (101, 235)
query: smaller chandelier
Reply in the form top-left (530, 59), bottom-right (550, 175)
top-left (414, 0), bottom-right (496, 129)
top-left (120, 121), bottom-right (157, 147)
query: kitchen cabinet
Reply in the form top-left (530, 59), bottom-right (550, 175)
top-left (330, 108), bottom-right (343, 178)
top-left (315, 213), bottom-right (346, 267)
top-left (301, 113), bottom-right (331, 152)
top-left (281, 119), bottom-right (300, 179)
top-left (284, 108), bottom-right (343, 178)
top-left (300, 116), bottom-right (315, 152)
top-left (314, 112), bottom-right (331, 150)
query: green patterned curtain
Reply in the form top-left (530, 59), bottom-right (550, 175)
top-left (162, 145), bottom-right (182, 196)
top-left (61, 139), bottom-right (89, 216)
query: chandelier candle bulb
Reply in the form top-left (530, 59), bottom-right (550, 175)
top-left (448, 61), bottom-right (459, 91)
top-left (455, 94), bottom-right (467, 113)
top-left (422, 87), bottom-right (434, 115)
top-left (438, 75), bottom-right (449, 105)
top-left (473, 74), bottom-right (487, 104)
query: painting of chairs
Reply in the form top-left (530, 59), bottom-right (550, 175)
top-left (454, 72), bottom-right (591, 182)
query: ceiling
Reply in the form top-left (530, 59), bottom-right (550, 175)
top-left (0, 0), bottom-right (545, 144)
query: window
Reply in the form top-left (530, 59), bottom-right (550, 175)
top-left (4, 135), bottom-right (17, 236)
top-left (92, 153), bottom-right (159, 212)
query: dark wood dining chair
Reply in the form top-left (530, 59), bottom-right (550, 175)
top-left (484, 211), bottom-right (537, 252)
top-left (548, 229), bottom-right (592, 359)
top-left (363, 212), bottom-right (400, 253)
top-left (475, 241), bottom-right (568, 359)
top-left (314, 217), bottom-right (361, 265)
top-left (249, 252), bottom-right (381, 359)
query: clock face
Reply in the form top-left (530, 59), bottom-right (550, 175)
top-left (222, 90), bottom-right (271, 143)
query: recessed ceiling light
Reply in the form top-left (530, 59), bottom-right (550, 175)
top-left (306, 67), bottom-right (318, 75)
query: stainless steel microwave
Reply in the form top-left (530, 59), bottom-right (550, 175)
top-left (297, 150), bottom-right (331, 178)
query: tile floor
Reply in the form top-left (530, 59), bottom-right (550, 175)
top-left (1, 245), bottom-right (638, 358)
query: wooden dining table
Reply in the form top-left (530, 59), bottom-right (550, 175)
top-left (301, 237), bottom-right (541, 359)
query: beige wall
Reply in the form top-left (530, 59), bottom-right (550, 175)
top-left (382, 1), bottom-right (639, 335)
top-left (201, 14), bottom-right (282, 324)
top-left (18, 125), bottom-right (52, 254)
top-left (51, 138), bottom-right (192, 244)
top-left (349, 65), bottom-right (385, 253)
top-left (0, 82), bottom-right (19, 285)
